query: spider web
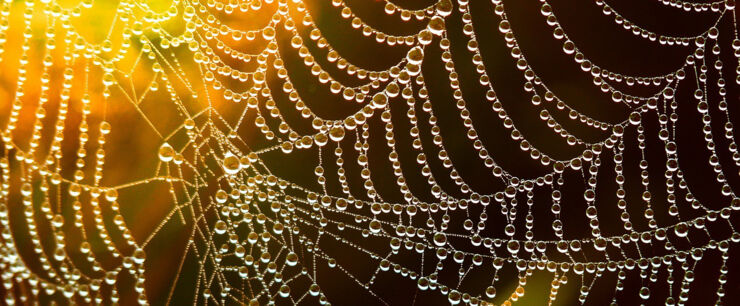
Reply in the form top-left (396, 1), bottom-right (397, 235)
top-left (0, 0), bottom-right (739, 304)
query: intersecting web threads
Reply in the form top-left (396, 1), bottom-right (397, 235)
top-left (0, 0), bottom-right (740, 304)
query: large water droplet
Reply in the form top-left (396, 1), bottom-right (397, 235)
top-left (329, 126), bottom-right (345, 142)
top-left (433, 232), bottom-right (447, 247)
top-left (215, 220), bottom-right (227, 235)
top-left (407, 47), bottom-right (424, 65)
top-left (222, 152), bottom-right (241, 175)
top-left (159, 143), bottom-right (175, 162)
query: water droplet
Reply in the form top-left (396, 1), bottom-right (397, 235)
top-left (639, 286), bottom-right (650, 299)
top-left (433, 232), bottom-right (447, 247)
top-left (280, 141), bottom-right (294, 153)
top-left (485, 286), bottom-right (496, 298)
top-left (159, 143), bottom-right (175, 162)
top-left (372, 92), bottom-right (388, 109)
top-left (222, 153), bottom-right (241, 175)
top-left (499, 20), bottom-right (511, 33)
top-left (215, 220), bottom-right (227, 235)
top-left (428, 16), bottom-right (445, 35)
top-left (369, 219), bottom-right (382, 234)
top-left (674, 222), bottom-right (688, 237)
top-left (329, 126), bottom-right (345, 142)
top-left (436, 0), bottom-right (453, 17)
top-left (286, 252), bottom-right (298, 266)
top-left (407, 47), bottom-right (424, 65)
top-left (417, 277), bottom-right (429, 290)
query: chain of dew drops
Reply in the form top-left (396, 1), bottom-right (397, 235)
top-left (0, 0), bottom-right (739, 304)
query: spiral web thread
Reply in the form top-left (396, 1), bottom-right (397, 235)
top-left (0, 0), bottom-right (739, 304)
